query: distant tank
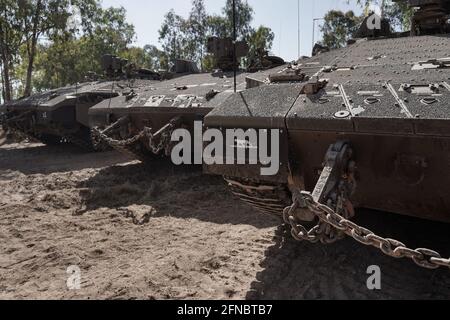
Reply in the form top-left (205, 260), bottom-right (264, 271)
top-left (0, 55), bottom-right (159, 150)
top-left (203, 0), bottom-right (450, 269)
top-left (90, 38), bottom-right (284, 161)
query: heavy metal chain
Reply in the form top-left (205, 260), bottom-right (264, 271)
top-left (284, 142), bottom-right (356, 245)
top-left (283, 189), bottom-right (346, 245)
top-left (92, 126), bottom-right (151, 149)
top-left (284, 141), bottom-right (450, 270)
top-left (146, 117), bottom-right (181, 157)
top-left (92, 116), bottom-right (181, 157)
top-left (285, 192), bottom-right (450, 270)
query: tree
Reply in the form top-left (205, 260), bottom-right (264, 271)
top-left (0, 0), bottom-right (23, 101)
top-left (320, 1), bottom-right (414, 49)
top-left (320, 10), bottom-right (362, 49)
top-left (121, 45), bottom-right (165, 71)
top-left (0, 0), bottom-right (138, 96)
top-left (222, 0), bottom-right (254, 40)
top-left (382, 1), bottom-right (413, 31)
top-left (188, 0), bottom-right (207, 70)
top-left (32, 6), bottom-right (136, 90)
top-left (159, 0), bottom-right (274, 70)
top-left (206, 15), bottom-right (229, 38)
top-left (247, 26), bottom-right (275, 62)
top-left (158, 10), bottom-right (188, 64)
top-left (18, 0), bottom-right (79, 97)
top-left (143, 45), bottom-right (166, 70)
top-left (355, 0), bottom-right (413, 31)
top-left (1, 0), bottom-right (106, 97)
top-left (78, 5), bottom-right (135, 77)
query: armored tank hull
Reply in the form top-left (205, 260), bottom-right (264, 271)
top-left (204, 33), bottom-right (450, 269)
top-left (89, 36), bottom-right (286, 160)
top-left (1, 84), bottom-right (88, 145)
top-left (89, 71), bottom-right (252, 161)
top-left (1, 80), bottom-right (156, 149)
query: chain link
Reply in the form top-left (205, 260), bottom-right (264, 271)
top-left (92, 117), bottom-right (181, 156)
top-left (286, 191), bottom-right (450, 270)
top-left (284, 141), bottom-right (450, 270)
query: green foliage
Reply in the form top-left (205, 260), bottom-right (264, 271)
top-left (382, 1), bottom-right (413, 31)
top-left (158, 0), bottom-right (274, 70)
top-left (206, 15), bottom-right (229, 38)
top-left (0, 0), bottom-right (28, 101)
top-left (121, 45), bottom-right (165, 70)
top-left (158, 9), bottom-right (187, 64)
top-left (201, 54), bottom-right (216, 72)
top-left (0, 0), bottom-right (143, 97)
top-left (222, 0), bottom-right (254, 40)
top-left (320, 10), bottom-right (362, 49)
top-left (188, 0), bottom-right (208, 69)
top-left (0, 0), bottom-right (277, 99)
top-left (321, 1), bottom-right (413, 49)
top-left (247, 26), bottom-right (275, 63)
top-left (355, 0), bottom-right (413, 31)
top-left (31, 5), bottom-right (136, 90)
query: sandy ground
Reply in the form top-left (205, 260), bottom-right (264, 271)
top-left (0, 141), bottom-right (449, 300)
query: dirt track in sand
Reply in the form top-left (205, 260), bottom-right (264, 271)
top-left (0, 142), bottom-right (449, 300)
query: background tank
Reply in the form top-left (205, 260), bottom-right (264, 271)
top-left (1, 82), bottom-right (104, 146)
top-left (89, 66), bottom-right (249, 161)
top-left (0, 55), bottom-right (160, 150)
top-left (203, 1), bottom-right (450, 267)
top-left (90, 38), bottom-right (285, 161)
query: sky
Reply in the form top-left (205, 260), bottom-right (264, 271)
top-left (101, 0), bottom-right (364, 61)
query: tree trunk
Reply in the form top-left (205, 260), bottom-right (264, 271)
top-left (24, 37), bottom-right (37, 97)
top-left (0, 14), bottom-right (12, 101)
top-left (0, 50), bottom-right (12, 102)
top-left (23, 0), bottom-right (42, 97)
top-left (200, 45), bottom-right (203, 72)
top-left (0, 64), bottom-right (4, 102)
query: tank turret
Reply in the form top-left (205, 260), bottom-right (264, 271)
top-left (394, 0), bottom-right (450, 35)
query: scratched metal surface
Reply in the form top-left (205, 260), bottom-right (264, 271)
top-left (90, 71), bottom-right (249, 113)
top-left (2, 80), bottom-right (147, 111)
top-left (207, 34), bottom-right (450, 135)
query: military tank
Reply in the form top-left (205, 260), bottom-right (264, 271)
top-left (0, 55), bottom-right (160, 150)
top-left (90, 38), bottom-right (284, 161)
top-left (203, 0), bottom-right (450, 269)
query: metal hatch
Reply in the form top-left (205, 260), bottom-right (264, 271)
top-left (286, 84), bottom-right (354, 132)
top-left (396, 82), bottom-right (450, 136)
top-left (345, 84), bottom-right (414, 134)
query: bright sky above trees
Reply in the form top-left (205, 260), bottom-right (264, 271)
top-left (102, 0), bottom-right (363, 61)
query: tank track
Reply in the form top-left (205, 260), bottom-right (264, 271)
top-left (224, 177), bottom-right (291, 217)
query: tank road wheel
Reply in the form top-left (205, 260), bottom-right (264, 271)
top-left (224, 177), bottom-right (292, 218)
